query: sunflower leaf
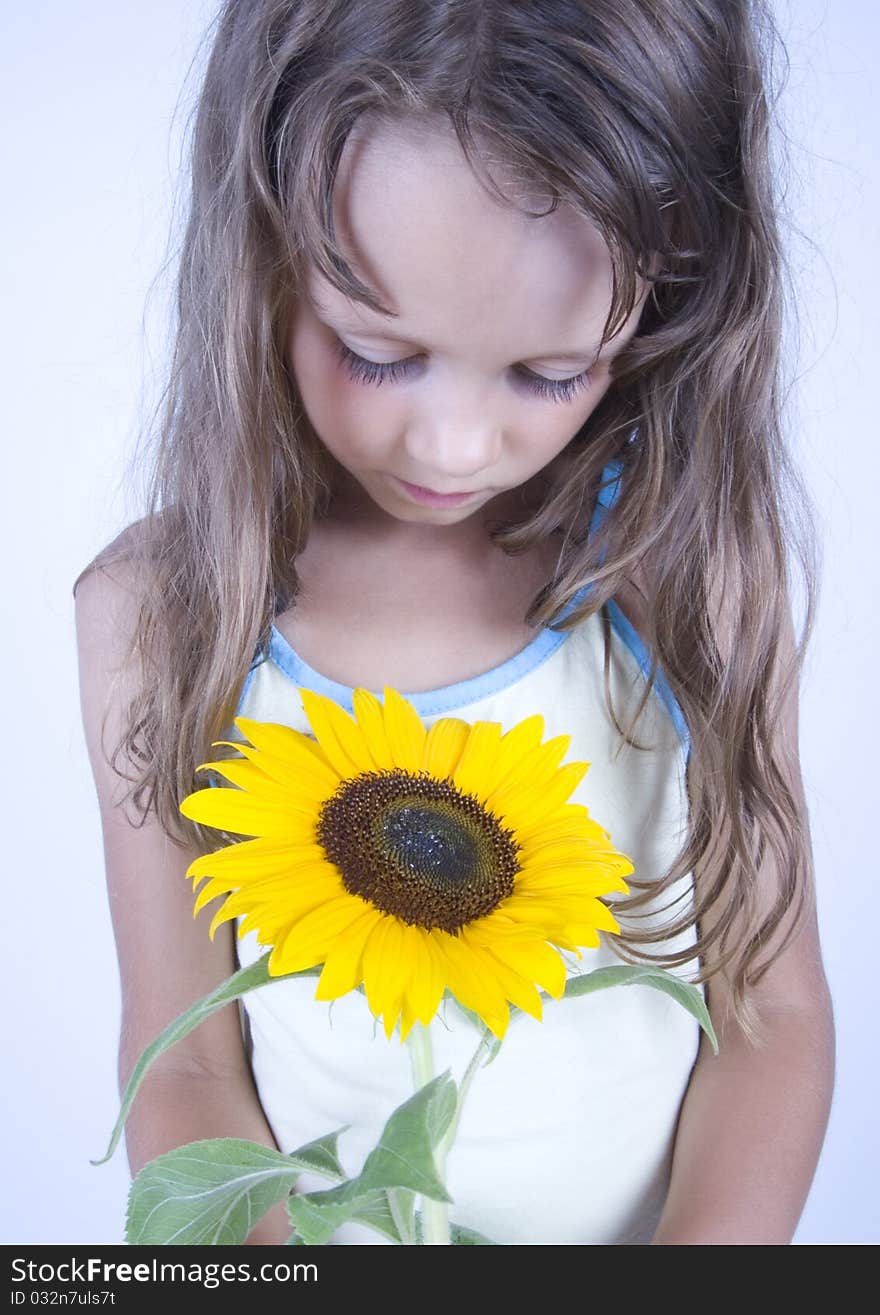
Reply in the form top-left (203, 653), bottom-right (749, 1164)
top-left (425, 1074), bottom-right (459, 1151)
top-left (386, 1186), bottom-right (417, 1245)
top-left (285, 1074), bottom-right (456, 1244)
top-left (287, 1183), bottom-right (407, 1246)
top-left (450, 1221), bottom-right (499, 1245)
top-left (125, 1137), bottom-right (322, 1246)
top-left (358, 1072), bottom-right (456, 1202)
top-left (562, 965), bottom-right (718, 1054)
top-left (285, 1129), bottom-right (349, 1180)
top-left (94, 954), bottom-right (321, 1166)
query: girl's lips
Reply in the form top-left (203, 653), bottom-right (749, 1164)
top-left (393, 477), bottom-right (479, 507)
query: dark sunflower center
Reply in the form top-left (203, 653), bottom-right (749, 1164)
top-left (382, 803), bottom-right (479, 886)
top-left (316, 769), bottom-right (520, 933)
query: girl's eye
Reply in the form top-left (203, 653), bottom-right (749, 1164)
top-left (334, 340), bottom-right (593, 404)
top-left (336, 340), bottom-right (416, 388)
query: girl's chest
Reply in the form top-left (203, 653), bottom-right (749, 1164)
top-left (274, 525), bottom-right (647, 695)
top-left (274, 530), bottom-right (567, 693)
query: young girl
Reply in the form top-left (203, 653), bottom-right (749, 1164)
top-left (75, 0), bottom-right (834, 1245)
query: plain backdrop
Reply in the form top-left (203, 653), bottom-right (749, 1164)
top-left (3, 1), bottom-right (876, 1245)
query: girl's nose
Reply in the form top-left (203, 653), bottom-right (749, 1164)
top-left (404, 409), bottom-right (503, 485)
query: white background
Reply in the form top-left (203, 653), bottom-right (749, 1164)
top-left (2, 1), bottom-right (875, 1244)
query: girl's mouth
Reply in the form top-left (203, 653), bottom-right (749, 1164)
top-left (393, 478), bottom-right (479, 507)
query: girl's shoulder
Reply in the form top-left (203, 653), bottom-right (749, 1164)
top-left (73, 514), bottom-right (160, 601)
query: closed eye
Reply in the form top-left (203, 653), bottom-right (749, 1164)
top-left (334, 340), bottom-right (594, 405)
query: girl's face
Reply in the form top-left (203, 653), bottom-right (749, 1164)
top-left (287, 116), bottom-right (647, 536)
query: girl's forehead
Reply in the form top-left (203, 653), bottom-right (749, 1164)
top-left (309, 117), bottom-right (637, 359)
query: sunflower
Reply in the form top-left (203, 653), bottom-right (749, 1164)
top-left (180, 687), bottom-right (633, 1041)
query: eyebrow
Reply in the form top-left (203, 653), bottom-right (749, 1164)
top-left (311, 298), bottom-right (608, 364)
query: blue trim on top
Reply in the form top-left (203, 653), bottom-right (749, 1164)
top-left (238, 454), bottom-right (691, 756)
top-left (265, 619), bottom-right (568, 718)
top-left (582, 456), bottom-right (690, 760)
top-left (606, 599), bottom-right (691, 760)
top-left (237, 659), bottom-right (259, 711)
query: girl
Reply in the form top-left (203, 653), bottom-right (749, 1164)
top-left (75, 0), bottom-right (834, 1245)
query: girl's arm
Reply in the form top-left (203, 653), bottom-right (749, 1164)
top-left (75, 560), bottom-right (292, 1245)
top-left (651, 914), bottom-right (834, 1244)
top-left (651, 610), bottom-right (835, 1245)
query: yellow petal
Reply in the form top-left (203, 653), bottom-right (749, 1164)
top-left (382, 687), bottom-right (427, 771)
top-left (487, 935), bottom-right (568, 998)
top-left (516, 867), bottom-right (632, 898)
top-left (423, 718), bottom-right (470, 779)
top-left (489, 714), bottom-right (546, 794)
top-left (435, 932), bottom-right (510, 1038)
top-left (451, 721), bottom-right (504, 798)
top-left (186, 839), bottom-right (326, 882)
top-left (484, 733), bottom-right (571, 801)
top-left (205, 739), bottom-right (336, 798)
top-left (269, 894), bottom-right (369, 975)
top-left (180, 787), bottom-right (306, 839)
top-left (208, 865), bottom-right (339, 939)
top-left (192, 876), bottom-right (236, 918)
top-left (572, 897), bottom-right (622, 934)
top-left (516, 803), bottom-right (603, 845)
top-left (299, 687), bottom-right (376, 779)
top-left (406, 928), bottom-right (448, 1026)
top-left (351, 689), bottom-right (396, 769)
top-left (233, 718), bottom-right (339, 785)
top-left (561, 925), bottom-right (602, 948)
top-left (517, 835), bottom-right (624, 869)
top-left (464, 914), bottom-right (547, 943)
top-left (491, 760), bottom-right (590, 829)
top-left (362, 916), bottom-right (415, 1038)
top-left (193, 758), bottom-right (296, 801)
top-left (398, 995), bottom-right (420, 1043)
top-left (495, 892), bottom-right (602, 927)
top-left (314, 910), bottom-right (377, 1000)
top-left (461, 936), bottom-right (544, 1021)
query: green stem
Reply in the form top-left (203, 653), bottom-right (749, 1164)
top-left (447, 1025), bottom-right (494, 1148)
top-left (406, 1020), bottom-right (497, 1245)
top-left (406, 1022), bottom-right (450, 1246)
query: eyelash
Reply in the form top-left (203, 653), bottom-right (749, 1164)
top-left (334, 340), bottom-right (594, 405)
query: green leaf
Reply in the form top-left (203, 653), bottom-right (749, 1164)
top-left (354, 1191), bottom-right (408, 1243)
top-left (450, 962), bottom-right (716, 1058)
top-left (288, 1184), bottom-right (406, 1246)
top-left (386, 1186), bottom-right (417, 1246)
top-left (287, 1129), bottom-right (349, 1181)
top-left (562, 965), bottom-right (718, 1054)
top-left (358, 1072), bottom-right (456, 1201)
top-left (424, 1072), bottom-right (458, 1150)
top-left (450, 1221), bottom-right (498, 1245)
top-left (125, 1134), bottom-right (344, 1246)
top-left (284, 1074), bottom-right (457, 1245)
top-left (94, 954), bottom-right (320, 1165)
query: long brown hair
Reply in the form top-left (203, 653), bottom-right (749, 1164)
top-left (78, 0), bottom-right (821, 1036)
